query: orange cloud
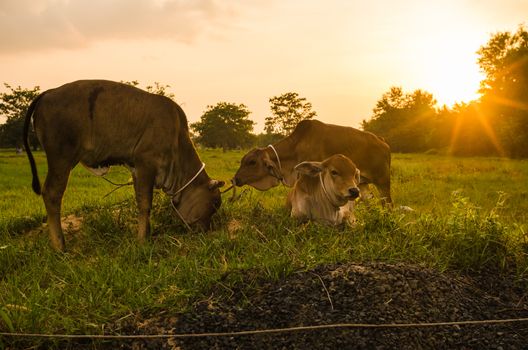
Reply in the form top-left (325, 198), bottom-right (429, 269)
top-left (0, 0), bottom-right (265, 54)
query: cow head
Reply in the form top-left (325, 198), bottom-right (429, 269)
top-left (232, 148), bottom-right (281, 191)
top-left (294, 154), bottom-right (361, 207)
top-left (172, 178), bottom-right (225, 230)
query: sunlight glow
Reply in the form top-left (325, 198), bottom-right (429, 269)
top-left (474, 105), bottom-right (506, 157)
top-left (448, 103), bottom-right (506, 157)
top-left (489, 95), bottom-right (528, 112)
top-left (426, 56), bottom-right (485, 107)
top-left (400, 3), bottom-right (488, 108)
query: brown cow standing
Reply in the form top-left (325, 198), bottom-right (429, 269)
top-left (233, 119), bottom-right (391, 205)
top-left (24, 80), bottom-right (224, 251)
top-left (287, 154), bottom-right (361, 225)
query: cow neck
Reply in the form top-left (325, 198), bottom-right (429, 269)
top-left (170, 160), bottom-right (205, 231)
top-left (174, 136), bottom-right (206, 187)
top-left (173, 161), bottom-right (205, 196)
top-left (268, 139), bottom-right (295, 186)
top-left (319, 172), bottom-right (341, 209)
top-left (163, 157), bottom-right (204, 196)
top-left (267, 144), bottom-right (284, 184)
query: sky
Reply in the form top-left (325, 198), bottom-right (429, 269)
top-left (0, 0), bottom-right (527, 131)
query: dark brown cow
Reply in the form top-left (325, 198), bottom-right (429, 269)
top-left (287, 154), bottom-right (361, 225)
top-left (23, 80), bottom-right (224, 251)
top-left (233, 119), bottom-right (391, 204)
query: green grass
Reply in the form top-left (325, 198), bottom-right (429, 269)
top-left (1, 148), bottom-right (528, 347)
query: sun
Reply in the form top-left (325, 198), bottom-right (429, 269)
top-left (401, 8), bottom-right (488, 108)
top-left (425, 51), bottom-right (485, 107)
top-left (412, 32), bottom-right (486, 108)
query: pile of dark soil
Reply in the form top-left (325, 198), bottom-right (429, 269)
top-left (79, 263), bottom-right (528, 349)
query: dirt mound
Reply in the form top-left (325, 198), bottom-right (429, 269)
top-left (104, 264), bottom-right (528, 348)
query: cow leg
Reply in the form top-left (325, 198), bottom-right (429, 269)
top-left (42, 164), bottom-right (72, 251)
top-left (133, 166), bottom-right (156, 243)
top-left (376, 179), bottom-right (392, 207)
top-left (358, 183), bottom-right (373, 201)
top-left (341, 202), bottom-right (357, 227)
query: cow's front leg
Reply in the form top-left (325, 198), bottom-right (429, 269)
top-left (341, 202), bottom-right (357, 227)
top-left (358, 183), bottom-right (373, 201)
top-left (133, 166), bottom-right (156, 243)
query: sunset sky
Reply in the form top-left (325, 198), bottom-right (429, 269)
top-left (1, 0), bottom-right (527, 131)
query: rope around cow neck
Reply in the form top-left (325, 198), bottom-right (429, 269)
top-left (318, 172), bottom-right (340, 223)
top-left (319, 172), bottom-right (340, 208)
top-left (267, 144), bottom-right (285, 184)
top-left (170, 162), bottom-right (206, 231)
top-left (267, 144), bottom-right (282, 173)
top-left (172, 162), bottom-right (206, 196)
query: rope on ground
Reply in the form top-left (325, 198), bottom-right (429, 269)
top-left (100, 176), bottom-right (134, 199)
top-left (220, 184), bottom-right (234, 194)
top-left (2, 317), bottom-right (528, 339)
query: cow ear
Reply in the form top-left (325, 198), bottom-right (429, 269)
top-left (209, 179), bottom-right (225, 190)
top-left (294, 161), bottom-right (324, 177)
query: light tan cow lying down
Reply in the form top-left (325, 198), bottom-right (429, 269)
top-left (286, 154), bottom-right (361, 226)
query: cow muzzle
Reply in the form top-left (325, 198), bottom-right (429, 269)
top-left (232, 177), bottom-right (243, 186)
top-left (347, 187), bottom-right (360, 200)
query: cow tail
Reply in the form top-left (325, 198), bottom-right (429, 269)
top-left (23, 93), bottom-right (45, 195)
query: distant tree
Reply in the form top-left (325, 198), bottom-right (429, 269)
top-left (145, 82), bottom-right (176, 100)
top-left (0, 84), bottom-right (41, 149)
top-left (362, 87), bottom-right (437, 152)
top-left (360, 26), bottom-right (528, 157)
top-left (254, 132), bottom-right (283, 147)
top-left (265, 92), bottom-right (317, 136)
top-left (477, 25), bottom-right (528, 157)
top-left (191, 102), bottom-right (255, 151)
top-left (121, 80), bottom-right (176, 101)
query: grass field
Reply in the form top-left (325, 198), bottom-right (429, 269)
top-left (1, 148), bottom-right (528, 345)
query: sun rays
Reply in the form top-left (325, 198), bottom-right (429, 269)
top-left (448, 102), bottom-right (506, 157)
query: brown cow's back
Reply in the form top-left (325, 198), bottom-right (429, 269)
top-left (34, 80), bottom-right (184, 169)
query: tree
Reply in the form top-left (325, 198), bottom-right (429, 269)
top-left (0, 84), bottom-right (41, 149)
top-left (362, 87), bottom-right (437, 152)
top-left (360, 26), bottom-right (528, 157)
top-left (121, 80), bottom-right (176, 100)
top-left (477, 25), bottom-right (528, 157)
top-left (254, 132), bottom-right (283, 147)
top-left (265, 92), bottom-right (317, 136)
top-left (191, 102), bottom-right (255, 151)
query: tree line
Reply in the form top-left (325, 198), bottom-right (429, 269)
top-left (362, 25), bottom-right (528, 157)
top-left (0, 82), bottom-right (316, 151)
top-left (1, 25), bottom-right (527, 157)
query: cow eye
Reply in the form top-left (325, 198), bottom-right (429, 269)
top-left (247, 159), bottom-right (256, 166)
top-left (331, 170), bottom-right (339, 176)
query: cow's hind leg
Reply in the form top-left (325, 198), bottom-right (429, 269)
top-left (133, 166), bottom-right (156, 243)
top-left (42, 163), bottom-right (73, 251)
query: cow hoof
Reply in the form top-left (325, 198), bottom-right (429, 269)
top-left (50, 238), bottom-right (65, 252)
